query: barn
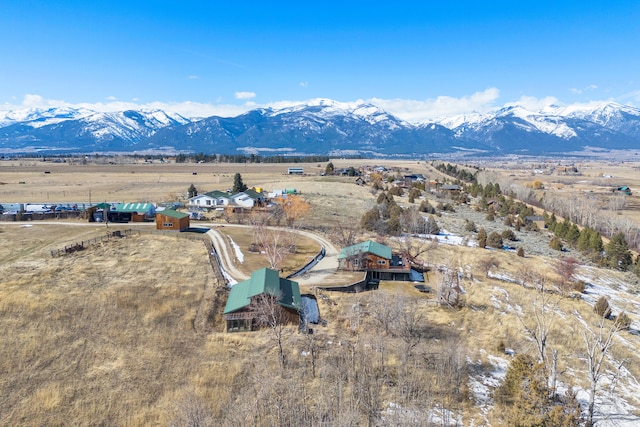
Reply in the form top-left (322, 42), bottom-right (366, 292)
top-left (155, 209), bottom-right (190, 231)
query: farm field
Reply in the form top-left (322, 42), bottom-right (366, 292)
top-left (1, 157), bottom-right (640, 425)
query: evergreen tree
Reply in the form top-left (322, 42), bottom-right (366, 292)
top-left (187, 183), bottom-right (198, 198)
top-left (565, 224), bottom-right (581, 246)
top-left (232, 173), bottom-right (248, 193)
top-left (324, 162), bottom-right (334, 175)
top-left (605, 232), bottom-right (633, 270)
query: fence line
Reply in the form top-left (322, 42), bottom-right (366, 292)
top-left (50, 229), bottom-right (137, 257)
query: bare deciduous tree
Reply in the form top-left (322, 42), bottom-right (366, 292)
top-left (510, 273), bottom-right (564, 395)
top-left (579, 312), bottom-right (625, 427)
top-left (329, 221), bottom-right (360, 248)
top-left (397, 236), bottom-right (437, 269)
top-left (251, 291), bottom-right (291, 370)
top-left (479, 256), bottom-right (500, 278)
top-left (249, 212), bottom-right (295, 271)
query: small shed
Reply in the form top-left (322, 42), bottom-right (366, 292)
top-left (156, 209), bottom-right (190, 231)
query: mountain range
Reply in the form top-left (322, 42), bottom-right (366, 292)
top-left (1, 99), bottom-right (639, 157)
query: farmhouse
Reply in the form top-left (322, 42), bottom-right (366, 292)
top-left (230, 188), bottom-right (265, 208)
top-left (189, 189), bottom-right (266, 210)
top-left (188, 190), bottom-right (232, 208)
top-left (155, 209), bottom-right (190, 231)
top-left (224, 268), bottom-right (302, 332)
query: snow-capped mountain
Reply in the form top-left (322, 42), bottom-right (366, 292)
top-left (0, 100), bottom-right (639, 156)
top-left (0, 109), bottom-right (191, 152)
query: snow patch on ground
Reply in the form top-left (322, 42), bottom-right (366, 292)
top-left (228, 236), bottom-right (244, 263)
top-left (467, 350), bottom-right (510, 423)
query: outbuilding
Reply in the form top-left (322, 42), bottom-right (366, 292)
top-left (156, 209), bottom-right (190, 231)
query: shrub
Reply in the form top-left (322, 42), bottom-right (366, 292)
top-left (487, 232), bottom-right (503, 249)
top-left (419, 200), bottom-right (436, 214)
top-left (388, 186), bottom-right (404, 197)
top-left (516, 247), bottom-right (525, 257)
top-left (464, 220), bottom-right (477, 232)
top-left (615, 312), bottom-right (632, 330)
top-left (549, 236), bottom-right (563, 251)
top-left (502, 229), bottom-right (517, 241)
top-left (571, 280), bottom-right (586, 294)
top-left (477, 228), bottom-right (487, 248)
top-left (593, 296), bottom-right (611, 319)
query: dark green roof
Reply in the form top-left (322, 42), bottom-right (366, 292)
top-left (242, 189), bottom-right (263, 200)
top-left (224, 268), bottom-right (302, 314)
top-left (157, 209), bottom-right (189, 219)
top-left (338, 240), bottom-right (392, 260)
top-left (205, 190), bottom-right (231, 199)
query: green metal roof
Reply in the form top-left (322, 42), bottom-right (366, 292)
top-left (224, 268), bottom-right (302, 314)
top-left (157, 209), bottom-right (189, 219)
top-left (242, 189), bottom-right (263, 200)
top-left (337, 240), bottom-right (392, 260)
top-left (204, 190), bottom-right (231, 199)
top-left (115, 202), bottom-right (154, 213)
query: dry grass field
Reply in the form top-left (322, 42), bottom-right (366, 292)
top-left (1, 157), bottom-right (640, 425)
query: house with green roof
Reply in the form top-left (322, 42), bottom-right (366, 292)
top-left (338, 240), bottom-right (392, 270)
top-left (337, 240), bottom-right (418, 283)
top-left (224, 268), bottom-right (302, 332)
top-left (188, 189), bottom-right (265, 210)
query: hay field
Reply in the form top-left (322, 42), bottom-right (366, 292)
top-left (0, 158), bottom-right (423, 225)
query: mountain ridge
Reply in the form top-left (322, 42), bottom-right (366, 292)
top-left (1, 100), bottom-right (639, 156)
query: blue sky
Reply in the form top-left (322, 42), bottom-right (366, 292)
top-left (1, 1), bottom-right (638, 121)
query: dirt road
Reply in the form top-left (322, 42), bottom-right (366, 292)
top-left (203, 223), bottom-right (339, 286)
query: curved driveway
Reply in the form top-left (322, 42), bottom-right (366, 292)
top-left (202, 223), bottom-right (339, 286)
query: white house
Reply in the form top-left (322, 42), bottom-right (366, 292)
top-left (188, 190), bottom-right (232, 208)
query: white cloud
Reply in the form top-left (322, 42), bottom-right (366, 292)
top-left (367, 88), bottom-right (501, 122)
top-left (106, 96), bottom-right (117, 101)
top-left (188, 75), bottom-right (200, 80)
top-left (505, 95), bottom-right (560, 111)
top-left (234, 91), bottom-right (256, 100)
top-left (570, 84), bottom-right (599, 94)
top-left (299, 81), bottom-right (308, 88)
top-left (2, 89), bottom-right (633, 123)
